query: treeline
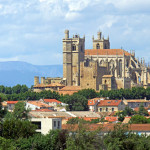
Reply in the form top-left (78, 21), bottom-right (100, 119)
top-left (1, 85), bottom-right (150, 111)
top-left (0, 84), bottom-right (28, 94)
top-left (99, 87), bottom-right (150, 99)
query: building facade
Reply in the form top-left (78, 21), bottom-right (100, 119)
top-left (63, 30), bottom-right (150, 91)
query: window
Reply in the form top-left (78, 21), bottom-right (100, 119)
top-left (58, 121), bottom-right (60, 129)
top-left (54, 121), bottom-right (56, 127)
top-left (81, 46), bottom-right (83, 52)
top-left (112, 108), bottom-right (114, 111)
top-left (106, 108), bottom-right (108, 112)
top-left (32, 121), bottom-right (41, 129)
top-left (72, 45), bottom-right (76, 51)
top-left (100, 108), bottom-right (102, 112)
top-left (96, 43), bottom-right (100, 49)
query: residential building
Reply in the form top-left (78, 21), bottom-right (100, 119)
top-left (97, 100), bottom-right (126, 112)
top-left (44, 99), bottom-right (62, 106)
top-left (88, 97), bottom-right (105, 111)
top-left (88, 99), bottom-right (125, 112)
top-left (31, 118), bottom-right (62, 135)
top-left (33, 82), bottom-right (65, 92)
top-left (123, 99), bottom-right (150, 109)
top-left (26, 101), bottom-right (54, 111)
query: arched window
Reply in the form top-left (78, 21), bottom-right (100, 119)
top-left (72, 45), bottom-right (76, 51)
top-left (96, 43), bottom-right (100, 49)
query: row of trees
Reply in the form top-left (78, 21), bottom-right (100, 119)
top-left (0, 84), bottom-right (29, 94)
top-left (99, 87), bottom-right (150, 99)
top-left (1, 84), bottom-right (150, 111)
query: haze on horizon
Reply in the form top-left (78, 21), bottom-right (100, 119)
top-left (0, 0), bottom-right (150, 65)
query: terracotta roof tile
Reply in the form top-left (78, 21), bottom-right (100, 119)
top-left (58, 86), bottom-right (81, 95)
top-left (88, 98), bottom-right (102, 106)
top-left (98, 100), bottom-right (122, 107)
top-left (32, 109), bottom-right (53, 112)
top-left (105, 116), bottom-right (118, 122)
top-left (62, 124), bottom-right (150, 132)
top-left (85, 49), bottom-right (131, 56)
top-left (27, 101), bottom-right (51, 108)
top-left (59, 86), bottom-right (81, 91)
top-left (7, 101), bottom-right (18, 104)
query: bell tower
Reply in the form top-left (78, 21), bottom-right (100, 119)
top-left (93, 31), bottom-right (110, 49)
top-left (63, 30), bottom-right (85, 86)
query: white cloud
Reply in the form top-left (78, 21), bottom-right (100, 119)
top-left (65, 12), bottom-right (81, 21)
top-left (64, 0), bottom-right (91, 11)
top-left (105, 0), bottom-right (150, 12)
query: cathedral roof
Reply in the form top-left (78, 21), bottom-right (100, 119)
top-left (85, 49), bottom-right (131, 56)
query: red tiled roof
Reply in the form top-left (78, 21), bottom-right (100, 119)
top-left (85, 49), bottom-right (131, 56)
top-left (7, 101), bottom-right (18, 104)
top-left (44, 99), bottom-right (62, 104)
top-left (27, 101), bottom-right (51, 108)
top-left (98, 100), bottom-right (122, 107)
top-left (62, 124), bottom-right (150, 132)
top-left (59, 86), bottom-right (81, 91)
top-left (105, 116), bottom-right (118, 122)
top-left (59, 86), bottom-right (81, 95)
top-left (32, 109), bottom-right (53, 112)
top-left (88, 98), bottom-right (101, 106)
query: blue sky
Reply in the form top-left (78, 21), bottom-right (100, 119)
top-left (0, 0), bottom-right (150, 65)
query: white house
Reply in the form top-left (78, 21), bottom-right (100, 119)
top-left (26, 101), bottom-right (53, 111)
top-left (31, 118), bottom-right (62, 135)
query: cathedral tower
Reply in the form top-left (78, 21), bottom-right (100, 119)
top-left (63, 30), bottom-right (85, 86)
top-left (92, 31), bottom-right (110, 49)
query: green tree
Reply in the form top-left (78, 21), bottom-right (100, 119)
top-left (0, 85), bottom-right (5, 93)
top-left (13, 101), bottom-right (30, 120)
top-left (130, 115), bottom-right (150, 124)
top-left (67, 117), bottom-right (89, 124)
top-left (2, 119), bottom-right (37, 139)
top-left (65, 93), bottom-right (88, 111)
top-left (21, 85), bottom-right (28, 93)
top-left (12, 84), bottom-right (22, 94)
top-left (0, 136), bottom-right (16, 150)
top-left (0, 93), bottom-right (7, 101)
top-left (138, 104), bottom-right (149, 116)
top-left (66, 123), bottom-right (103, 150)
top-left (77, 89), bottom-right (98, 99)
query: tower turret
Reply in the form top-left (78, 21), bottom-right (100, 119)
top-left (93, 31), bottom-right (110, 49)
top-left (65, 30), bottom-right (69, 39)
top-left (63, 30), bottom-right (85, 86)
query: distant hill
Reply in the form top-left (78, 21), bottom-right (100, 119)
top-left (0, 61), bottom-right (63, 87)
